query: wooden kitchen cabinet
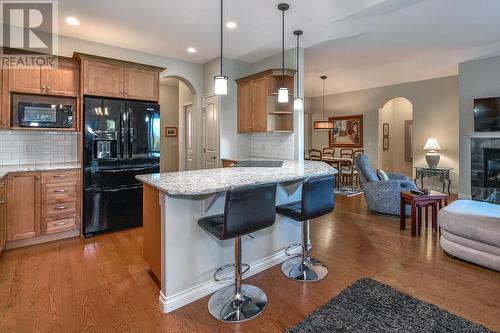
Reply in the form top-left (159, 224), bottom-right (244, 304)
top-left (236, 68), bottom-right (295, 133)
top-left (6, 172), bottom-right (41, 241)
top-left (3, 169), bottom-right (81, 249)
top-left (75, 53), bottom-right (165, 102)
top-left (8, 57), bottom-right (79, 97)
top-left (0, 177), bottom-right (6, 256)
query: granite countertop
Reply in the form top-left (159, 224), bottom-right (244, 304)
top-left (0, 162), bottom-right (81, 178)
top-left (136, 160), bottom-right (337, 196)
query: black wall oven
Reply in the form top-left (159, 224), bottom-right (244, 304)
top-left (12, 94), bottom-right (75, 128)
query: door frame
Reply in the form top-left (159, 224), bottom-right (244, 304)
top-left (202, 94), bottom-right (220, 169)
top-left (183, 103), bottom-right (194, 171)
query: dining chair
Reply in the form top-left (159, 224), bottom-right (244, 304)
top-left (322, 148), bottom-right (334, 158)
top-left (308, 149), bottom-right (322, 161)
top-left (339, 149), bottom-right (354, 188)
top-left (353, 149), bottom-right (364, 188)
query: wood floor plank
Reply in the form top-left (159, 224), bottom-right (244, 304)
top-left (0, 194), bottom-right (498, 332)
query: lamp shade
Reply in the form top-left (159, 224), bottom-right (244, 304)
top-left (214, 75), bottom-right (228, 95)
top-left (278, 87), bottom-right (289, 103)
top-left (423, 137), bottom-right (442, 151)
top-left (293, 97), bottom-right (303, 111)
top-left (314, 120), bottom-right (334, 130)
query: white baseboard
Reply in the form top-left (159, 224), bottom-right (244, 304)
top-left (159, 249), bottom-right (288, 313)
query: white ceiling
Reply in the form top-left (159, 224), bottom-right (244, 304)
top-left (56, 0), bottom-right (500, 96)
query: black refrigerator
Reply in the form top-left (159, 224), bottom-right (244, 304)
top-left (83, 97), bottom-right (160, 237)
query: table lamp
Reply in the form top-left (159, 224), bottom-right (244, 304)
top-left (423, 137), bottom-right (442, 168)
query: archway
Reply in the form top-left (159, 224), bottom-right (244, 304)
top-left (158, 75), bottom-right (197, 172)
top-left (378, 97), bottom-right (414, 176)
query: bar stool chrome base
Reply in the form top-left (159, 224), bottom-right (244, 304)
top-left (207, 284), bottom-right (267, 323)
top-left (281, 256), bottom-right (328, 282)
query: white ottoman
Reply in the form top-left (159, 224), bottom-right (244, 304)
top-left (438, 199), bottom-right (500, 271)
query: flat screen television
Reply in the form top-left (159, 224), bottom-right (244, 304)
top-left (474, 97), bottom-right (500, 132)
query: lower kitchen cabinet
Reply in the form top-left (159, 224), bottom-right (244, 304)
top-left (4, 169), bottom-right (81, 249)
top-left (6, 172), bottom-right (41, 241)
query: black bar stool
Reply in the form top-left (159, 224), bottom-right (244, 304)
top-left (198, 182), bottom-right (277, 323)
top-left (276, 175), bottom-right (334, 282)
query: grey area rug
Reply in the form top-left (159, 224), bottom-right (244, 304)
top-left (287, 278), bottom-right (495, 333)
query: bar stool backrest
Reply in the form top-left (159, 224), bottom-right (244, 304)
top-left (301, 176), bottom-right (335, 220)
top-left (223, 183), bottom-right (277, 239)
top-left (309, 149), bottom-right (322, 161)
top-left (322, 148), bottom-right (334, 158)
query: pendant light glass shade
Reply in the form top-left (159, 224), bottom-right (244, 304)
top-left (214, 75), bottom-right (228, 95)
top-left (214, 0), bottom-right (228, 96)
top-left (294, 97), bottom-right (303, 111)
top-left (278, 87), bottom-right (289, 103)
top-left (314, 75), bottom-right (333, 130)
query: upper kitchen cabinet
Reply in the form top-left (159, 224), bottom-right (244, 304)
top-left (74, 53), bottom-right (165, 102)
top-left (236, 69), bottom-right (295, 133)
top-left (8, 57), bottom-right (79, 97)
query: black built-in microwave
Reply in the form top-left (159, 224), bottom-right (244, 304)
top-left (12, 94), bottom-right (76, 128)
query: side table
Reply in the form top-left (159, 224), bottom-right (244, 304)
top-left (414, 166), bottom-right (452, 194)
top-left (400, 190), bottom-right (449, 237)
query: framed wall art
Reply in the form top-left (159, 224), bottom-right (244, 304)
top-left (328, 115), bottom-right (363, 148)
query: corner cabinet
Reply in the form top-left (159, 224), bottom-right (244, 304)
top-left (236, 69), bottom-right (295, 133)
top-left (74, 53), bottom-right (164, 102)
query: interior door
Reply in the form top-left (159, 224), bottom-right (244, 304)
top-left (185, 104), bottom-right (194, 171)
top-left (203, 96), bottom-right (219, 169)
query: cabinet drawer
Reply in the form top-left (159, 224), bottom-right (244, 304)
top-left (42, 170), bottom-right (79, 184)
top-left (45, 217), bottom-right (76, 234)
top-left (43, 201), bottom-right (77, 218)
top-left (42, 182), bottom-right (77, 201)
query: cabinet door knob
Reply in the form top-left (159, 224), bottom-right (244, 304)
top-left (2, 121), bottom-right (6, 125)
top-left (0, 200), bottom-right (5, 204)
top-left (42, 86), bottom-right (46, 90)
top-left (124, 90), bottom-right (128, 95)
top-left (35, 176), bottom-right (41, 180)
top-left (46, 86), bottom-right (50, 90)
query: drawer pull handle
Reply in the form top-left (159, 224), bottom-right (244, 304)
top-left (0, 183), bottom-right (5, 187)
top-left (54, 189), bottom-right (68, 193)
top-left (55, 205), bottom-right (69, 210)
top-left (53, 175), bottom-right (67, 178)
top-left (54, 221), bottom-right (69, 226)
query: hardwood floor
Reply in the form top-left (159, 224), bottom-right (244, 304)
top-left (0, 194), bottom-right (499, 332)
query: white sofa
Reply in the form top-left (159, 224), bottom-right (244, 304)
top-left (438, 199), bottom-right (500, 271)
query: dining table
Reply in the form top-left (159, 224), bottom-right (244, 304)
top-left (304, 155), bottom-right (354, 189)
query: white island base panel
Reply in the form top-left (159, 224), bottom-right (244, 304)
top-left (158, 182), bottom-right (303, 313)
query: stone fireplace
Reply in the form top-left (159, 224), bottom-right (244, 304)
top-left (471, 137), bottom-right (500, 203)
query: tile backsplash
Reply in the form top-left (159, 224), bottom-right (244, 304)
top-left (250, 132), bottom-right (295, 160)
top-left (0, 130), bottom-right (78, 165)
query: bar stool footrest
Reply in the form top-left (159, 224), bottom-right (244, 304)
top-left (213, 263), bottom-right (250, 282)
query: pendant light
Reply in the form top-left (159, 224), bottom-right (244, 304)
top-left (277, 3), bottom-right (289, 103)
top-left (314, 76), bottom-right (334, 130)
top-left (214, 0), bottom-right (228, 95)
top-left (293, 30), bottom-right (303, 111)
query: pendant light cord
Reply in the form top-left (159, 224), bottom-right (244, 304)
top-left (296, 34), bottom-right (299, 96)
top-left (282, 9), bottom-right (285, 76)
top-left (322, 78), bottom-right (325, 118)
top-left (220, 0), bottom-right (223, 75)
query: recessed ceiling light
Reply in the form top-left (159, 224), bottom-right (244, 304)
top-left (226, 21), bottom-right (237, 29)
top-left (187, 47), bottom-right (197, 53)
top-left (65, 16), bottom-right (80, 26)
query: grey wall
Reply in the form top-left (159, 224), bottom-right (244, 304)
top-left (458, 55), bottom-right (500, 198)
top-left (306, 76), bottom-right (459, 193)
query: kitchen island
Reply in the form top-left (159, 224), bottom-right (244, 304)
top-left (136, 160), bottom-right (336, 313)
